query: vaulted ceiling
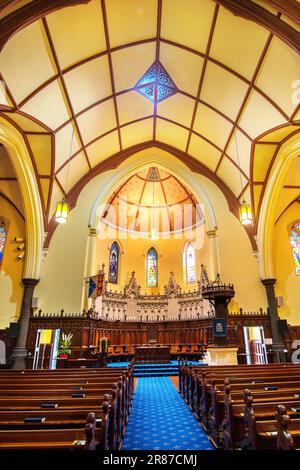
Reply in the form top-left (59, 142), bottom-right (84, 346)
top-left (0, 0), bottom-right (299, 235)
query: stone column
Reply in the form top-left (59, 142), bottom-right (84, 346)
top-left (83, 226), bottom-right (98, 310)
top-left (12, 278), bottom-right (39, 369)
top-left (207, 229), bottom-right (220, 280)
top-left (261, 278), bottom-right (286, 362)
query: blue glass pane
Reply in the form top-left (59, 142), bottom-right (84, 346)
top-left (157, 84), bottom-right (174, 101)
top-left (147, 247), bottom-right (158, 287)
top-left (0, 225), bottom-right (7, 271)
top-left (108, 241), bottom-right (119, 284)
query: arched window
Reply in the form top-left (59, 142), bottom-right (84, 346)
top-left (147, 247), bottom-right (158, 287)
top-left (185, 242), bottom-right (196, 284)
top-left (108, 241), bottom-right (120, 284)
top-left (0, 224), bottom-right (7, 272)
top-left (290, 223), bottom-right (300, 275)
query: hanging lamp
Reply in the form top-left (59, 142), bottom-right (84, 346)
top-left (55, 125), bottom-right (75, 224)
top-left (234, 133), bottom-right (253, 226)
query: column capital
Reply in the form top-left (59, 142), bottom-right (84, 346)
top-left (261, 278), bottom-right (277, 287)
top-left (88, 227), bottom-right (97, 237)
top-left (22, 278), bottom-right (39, 287)
top-left (206, 229), bottom-right (218, 239)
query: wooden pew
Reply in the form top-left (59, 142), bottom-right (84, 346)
top-left (241, 400), bottom-right (300, 450)
top-left (0, 364), bottom-right (134, 450)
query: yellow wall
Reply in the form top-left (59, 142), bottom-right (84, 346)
top-left (0, 195), bottom-right (25, 328)
top-left (275, 203), bottom-right (300, 325)
top-left (96, 234), bottom-right (210, 295)
top-left (35, 152), bottom-right (267, 313)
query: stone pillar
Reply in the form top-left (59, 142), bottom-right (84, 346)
top-left (12, 278), bottom-right (39, 369)
top-left (83, 226), bottom-right (98, 310)
top-left (207, 229), bottom-right (220, 280)
top-left (261, 278), bottom-right (286, 362)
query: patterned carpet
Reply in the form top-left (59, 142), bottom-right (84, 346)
top-left (122, 377), bottom-right (214, 450)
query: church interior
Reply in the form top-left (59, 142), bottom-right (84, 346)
top-left (0, 0), bottom-right (300, 453)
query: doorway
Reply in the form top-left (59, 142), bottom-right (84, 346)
top-left (243, 326), bottom-right (268, 365)
top-left (33, 328), bottom-right (60, 369)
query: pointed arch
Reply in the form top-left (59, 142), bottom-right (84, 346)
top-left (146, 247), bottom-right (158, 287)
top-left (184, 242), bottom-right (197, 285)
top-left (108, 241), bottom-right (120, 284)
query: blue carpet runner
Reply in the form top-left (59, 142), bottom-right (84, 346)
top-left (122, 377), bottom-right (214, 450)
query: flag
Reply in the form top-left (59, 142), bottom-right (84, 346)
top-left (88, 273), bottom-right (105, 298)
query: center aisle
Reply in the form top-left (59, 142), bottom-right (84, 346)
top-left (122, 377), bottom-right (214, 450)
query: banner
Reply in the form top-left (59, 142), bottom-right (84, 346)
top-left (88, 273), bottom-right (105, 298)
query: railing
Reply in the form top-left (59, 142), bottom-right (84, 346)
top-left (229, 308), bottom-right (269, 316)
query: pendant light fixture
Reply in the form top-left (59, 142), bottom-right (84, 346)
top-left (55, 125), bottom-right (75, 224)
top-left (234, 133), bottom-right (253, 226)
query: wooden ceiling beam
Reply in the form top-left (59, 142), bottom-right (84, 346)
top-left (264, 0), bottom-right (300, 26)
top-left (213, 0), bottom-right (300, 55)
top-left (0, 0), bottom-right (92, 52)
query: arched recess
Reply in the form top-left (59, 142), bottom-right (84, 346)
top-left (257, 132), bottom-right (300, 279)
top-left (0, 118), bottom-right (44, 279)
top-left (88, 150), bottom-right (217, 234)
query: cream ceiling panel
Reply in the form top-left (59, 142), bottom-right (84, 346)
top-left (217, 157), bottom-right (248, 197)
top-left (157, 93), bottom-right (194, 128)
top-left (253, 143), bottom-right (277, 181)
top-left (226, 130), bottom-right (252, 177)
top-left (252, 184), bottom-right (262, 214)
top-left (46, 0), bottom-right (106, 69)
top-left (76, 99), bottom-right (116, 144)
top-left (256, 37), bottom-right (300, 116)
top-left (87, 131), bottom-right (120, 168)
top-left (21, 79), bottom-right (71, 130)
top-left (239, 90), bottom-right (286, 140)
top-left (2, 113), bottom-right (46, 132)
top-left (193, 104), bottom-right (233, 149)
top-left (276, 189), bottom-right (300, 220)
top-left (0, 81), bottom-right (13, 107)
top-left (27, 134), bottom-right (52, 175)
top-left (156, 118), bottom-right (189, 151)
top-left (121, 118), bottom-right (153, 148)
top-left (56, 151), bottom-right (89, 192)
top-left (112, 42), bottom-right (156, 93)
top-left (63, 56), bottom-right (112, 114)
top-left (55, 122), bottom-right (81, 172)
top-left (201, 62), bottom-right (248, 121)
top-left (240, 185), bottom-right (251, 205)
top-left (210, 6), bottom-right (269, 80)
top-left (0, 21), bottom-right (56, 103)
top-left (188, 134), bottom-right (221, 171)
top-left (259, 125), bottom-right (300, 143)
top-left (160, 43), bottom-right (204, 96)
top-left (161, 0), bottom-right (215, 54)
top-left (40, 178), bottom-right (50, 209)
top-left (117, 91), bottom-right (153, 125)
top-left (49, 180), bottom-right (64, 220)
top-left (106, 0), bottom-right (157, 48)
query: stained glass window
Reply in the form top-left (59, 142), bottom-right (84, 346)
top-left (0, 225), bottom-right (7, 272)
top-left (290, 223), bottom-right (300, 275)
top-left (147, 247), bottom-right (158, 287)
top-left (135, 61), bottom-right (177, 103)
top-left (185, 242), bottom-right (196, 284)
top-left (108, 241), bottom-right (119, 284)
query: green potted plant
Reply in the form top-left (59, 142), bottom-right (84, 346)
top-left (58, 333), bottom-right (73, 359)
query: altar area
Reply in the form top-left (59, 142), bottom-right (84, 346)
top-left (93, 270), bottom-right (214, 322)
